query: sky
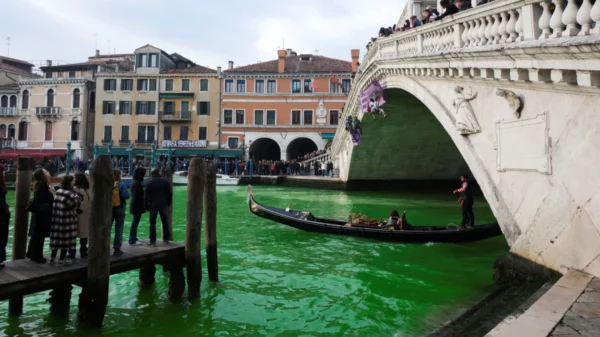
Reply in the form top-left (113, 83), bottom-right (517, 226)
top-left (1, 0), bottom-right (404, 70)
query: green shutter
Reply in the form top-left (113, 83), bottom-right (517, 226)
top-left (149, 101), bottom-right (155, 115)
top-left (196, 101), bottom-right (201, 116)
top-left (207, 101), bottom-right (210, 116)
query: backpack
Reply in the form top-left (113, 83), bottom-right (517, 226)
top-left (112, 181), bottom-right (121, 207)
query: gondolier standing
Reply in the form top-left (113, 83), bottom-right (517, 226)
top-left (453, 174), bottom-right (474, 229)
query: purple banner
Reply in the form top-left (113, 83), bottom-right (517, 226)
top-left (359, 80), bottom-right (385, 113)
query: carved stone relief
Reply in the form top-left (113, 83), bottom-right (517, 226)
top-left (452, 86), bottom-right (481, 135)
top-left (496, 88), bottom-right (523, 119)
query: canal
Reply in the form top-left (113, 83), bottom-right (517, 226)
top-left (0, 185), bottom-right (508, 336)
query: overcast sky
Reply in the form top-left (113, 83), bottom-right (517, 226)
top-left (2, 0), bottom-right (404, 70)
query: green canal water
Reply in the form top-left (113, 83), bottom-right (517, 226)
top-left (0, 186), bottom-right (508, 337)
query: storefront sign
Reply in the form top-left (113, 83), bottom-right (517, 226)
top-left (161, 140), bottom-right (207, 148)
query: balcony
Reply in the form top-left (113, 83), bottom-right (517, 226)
top-left (0, 107), bottom-right (18, 116)
top-left (35, 107), bottom-right (61, 117)
top-left (160, 110), bottom-right (191, 123)
top-left (0, 138), bottom-right (16, 149)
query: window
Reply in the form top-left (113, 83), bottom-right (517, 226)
top-left (255, 80), bottom-right (264, 93)
top-left (137, 125), bottom-right (155, 143)
top-left (200, 79), bottom-right (208, 91)
top-left (45, 122), bottom-right (53, 140)
top-left (197, 101), bottom-right (210, 115)
top-left (136, 101), bottom-right (156, 115)
top-left (329, 110), bottom-right (339, 125)
top-left (342, 79), bottom-right (351, 93)
top-left (267, 80), bottom-right (276, 93)
top-left (69, 71), bottom-right (76, 78)
top-left (103, 125), bottom-right (112, 142)
top-left (9, 96), bottom-right (16, 107)
top-left (73, 89), bottom-right (81, 108)
top-left (180, 126), bottom-right (188, 140)
top-left (254, 110), bottom-right (263, 125)
top-left (47, 89), bottom-right (55, 107)
top-left (149, 53), bottom-right (158, 67)
top-left (267, 110), bottom-right (276, 125)
top-left (149, 79), bottom-right (157, 91)
top-left (291, 110), bottom-right (301, 125)
top-left (330, 81), bottom-right (341, 93)
top-left (121, 79), bottom-right (133, 91)
top-left (104, 79), bottom-right (116, 91)
top-left (304, 79), bottom-right (312, 93)
top-left (235, 110), bottom-right (245, 124)
top-left (21, 90), bottom-right (29, 109)
top-left (102, 101), bottom-right (115, 114)
top-left (137, 79), bottom-right (148, 91)
top-left (0, 125), bottom-right (5, 138)
top-left (45, 72), bottom-right (52, 79)
top-left (228, 137), bottom-right (239, 148)
top-left (303, 110), bottom-right (313, 125)
top-left (8, 124), bottom-right (15, 139)
top-left (224, 79), bottom-right (233, 93)
top-left (198, 126), bottom-right (207, 140)
top-left (292, 79), bottom-right (301, 93)
top-left (0, 96), bottom-right (6, 107)
top-left (121, 125), bottom-right (130, 142)
top-left (89, 91), bottom-right (95, 110)
top-left (163, 126), bottom-right (172, 141)
top-left (71, 120), bottom-right (79, 140)
top-left (119, 101), bottom-right (131, 115)
top-left (165, 79), bottom-right (173, 91)
top-left (182, 79), bottom-right (190, 91)
top-left (163, 101), bottom-right (174, 114)
top-left (18, 121), bottom-right (27, 140)
top-left (139, 54), bottom-right (148, 68)
top-left (236, 80), bottom-right (245, 93)
top-left (181, 101), bottom-right (190, 118)
top-left (224, 109), bottom-right (232, 124)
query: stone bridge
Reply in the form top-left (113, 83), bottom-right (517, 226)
top-left (331, 0), bottom-right (600, 273)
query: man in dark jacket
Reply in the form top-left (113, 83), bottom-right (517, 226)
top-left (128, 167), bottom-right (146, 245)
top-left (436, 0), bottom-right (459, 20)
top-left (145, 168), bottom-right (172, 245)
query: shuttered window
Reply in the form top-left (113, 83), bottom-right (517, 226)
top-left (197, 101), bottom-right (210, 115)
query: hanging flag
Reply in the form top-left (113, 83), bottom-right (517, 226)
top-left (310, 81), bottom-right (317, 90)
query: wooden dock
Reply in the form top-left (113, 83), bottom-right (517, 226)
top-left (0, 241), bottom-right (184, 301)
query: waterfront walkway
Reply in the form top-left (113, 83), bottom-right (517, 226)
top-left (0, 241), bottom-right (184, 301)
top-left (487, 270), bottom-right (600, 337)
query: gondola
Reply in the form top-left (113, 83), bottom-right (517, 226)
top-left (247, 186), bottom-right (502, 243)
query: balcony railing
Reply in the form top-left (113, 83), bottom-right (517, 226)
top-left (0, 107), bottom-right (18, 116)
top-left (160, 110), bottom-right (192, 122)
top-left (135, 139), bottom-right (155, 145)
top-left (0, 138), bottom-right (16, 149)
top-left (35, 107), bottom-right (61, 116)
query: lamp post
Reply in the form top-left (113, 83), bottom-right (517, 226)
top-left (107, 141), bottom-right (112, 155)
top-left (66, 140), bottom-right (71, 175)
top-left (128, 143), bottom-right (133, 176)
top-left (217, 119), bottom-right (221, 149)
top-left (167, 143), bottom-right (172, 171)
top-left (93, 143), bottom-right (98, 159)
top-left (151, 141), bottom-right (157, 168)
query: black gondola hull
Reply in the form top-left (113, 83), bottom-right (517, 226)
top-left (249, 195), bottom-right (502, 243)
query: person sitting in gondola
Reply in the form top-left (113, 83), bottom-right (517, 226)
top-left (395, 211), bottom-right (412, 230)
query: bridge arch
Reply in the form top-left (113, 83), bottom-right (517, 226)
top-left (249, 137), bottom-right (281, 161)
top-left (286, 137), bottom-right (318, 161)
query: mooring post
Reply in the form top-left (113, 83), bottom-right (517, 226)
top-left (138, 264), bottom-right (156, 288)
top-left (8, 156), bottom-right (34, 316)
top-left (161, 166), bottom-right (174, 241)
top-left (78, 155), bottom-right (113, 328)
top-left (48, 284), bottom-right (73, 316)
top-left (205, 163), bottom-right (219, 282)
top-left (185, 158), bottom-right (205, 299)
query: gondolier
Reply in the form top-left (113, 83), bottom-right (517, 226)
top-left (453, 174), bottom-right (474, 229)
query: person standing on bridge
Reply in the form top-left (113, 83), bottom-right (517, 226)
top-left (145, 168), bottom-right (172, 245)
top-left (0, 164), bottom-right (9, 268)
top-left (453, 174), bottom-right (475, 229)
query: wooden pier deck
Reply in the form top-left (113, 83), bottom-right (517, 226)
top-left (0, 241), bottom-right (184, 301)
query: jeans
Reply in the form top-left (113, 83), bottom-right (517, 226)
top-left (129, 213), bottom-right (142, 244)
top-left (149, 208), bottom-right (170, 243)
top-left (112, 208), bottom-right (126, 250)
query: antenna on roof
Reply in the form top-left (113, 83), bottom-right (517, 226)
top-left (314, 49), bottom-right (319, 55)
top-left (282, 38), bottom-right (285, 50)
top-left (92, 33), bottom-right (98, 51)
top-left (6, 37), bottom-right (10, 57)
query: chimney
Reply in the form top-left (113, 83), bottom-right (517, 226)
top-left (228, 61), bottom-right (234, 70)
top-left (217, 66), bottom-right (222, 77)
top-left (46, 60), bottom-right (52, 67)
top-left (95, 49), bottom-right (100, 57)
top-left (277, 50), bottom-right (287, 73)
top-left (351, 49), bottom-right (360, 73)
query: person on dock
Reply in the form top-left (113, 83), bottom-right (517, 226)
top-left (128, 167), bottom-right (147, 246)
top-left (453, 174), bottom-right (475, 229)
top-left (49, 176), bottom-right (82, 265)
top-left (145, 168), bottom-right (172, 245)
top-left (112, 169), bottom-right (130, 256)
top-left (73, 173), bottom-right (92, 258)
top-left (26, 169), bottom-right (54, 263)
top-left (0, 164), bottom-right (9, 268)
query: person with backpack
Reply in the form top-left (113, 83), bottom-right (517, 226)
top-left (144, 168), bottom-right (172, 246)
top-left (112, 169), bottom-right (130, 256)
top-left (129, 167), bottom-right (146, 245)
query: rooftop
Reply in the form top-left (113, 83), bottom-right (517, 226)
top-left (224, 54), bottom-right (352, 74)
top-left (0, 56), bottom-right (34, 67)
top-left (0, 63), bottom-right (39, 78)
top-left (161, 65), bottom-right (217, 74)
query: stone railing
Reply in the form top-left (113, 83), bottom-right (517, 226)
top-left (0, 107), bottom-right (18, 116)
top-left (333, 0), bottom-right (600, 155)
top-left (301, 152), bottom-right (332, 167)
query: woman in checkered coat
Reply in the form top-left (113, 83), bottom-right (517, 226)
top-left (49, 176), bottom-right (82, 265)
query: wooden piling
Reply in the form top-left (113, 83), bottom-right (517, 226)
top-left (8, 156), bottom-right (34, 316)
top-left (167, 260), bottom-right (185, 300)
top-left (161, 166), bottom-right (174, 241)
top-left (78, 155), bottom-right (114, 328)
top-left (185, 158), bottom-right (205, 299)
top-left (205, 163), bottom-right (219, 282)
top-left (48, 284), bottom-right (72, 317)
top-left (139, 265), bottom-right (156, 288)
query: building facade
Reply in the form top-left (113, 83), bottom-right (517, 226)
top-left (222, 49), bottom-right (359, 161)
top-left (94, 44), bottom-right (223, 160)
